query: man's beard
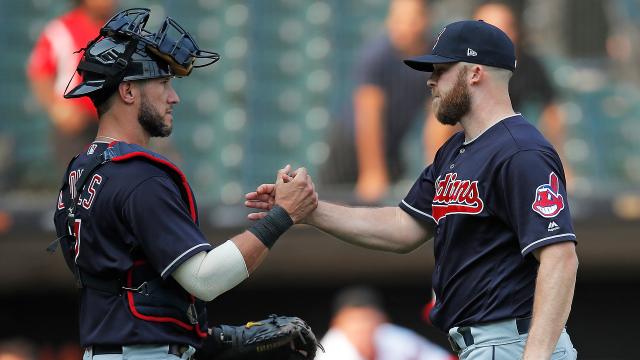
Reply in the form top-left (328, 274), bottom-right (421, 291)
top-left (138, 95), bottom-right (172, 137)
top-left (434, 67), bottom-right (471, 126)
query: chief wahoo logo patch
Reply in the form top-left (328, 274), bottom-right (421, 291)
top-left (531, 172), bottom-right (565, 218)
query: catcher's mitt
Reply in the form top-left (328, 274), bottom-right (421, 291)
top-left (198, 314), bottom-right (323, 360)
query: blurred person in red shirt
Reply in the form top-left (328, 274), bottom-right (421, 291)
top-left (27, 0), bottom-right (117, 166)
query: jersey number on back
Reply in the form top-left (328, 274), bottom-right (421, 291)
top-left (73, 219), bottom-right (81, 262)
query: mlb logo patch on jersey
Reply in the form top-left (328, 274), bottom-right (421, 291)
top-left (87, 144), bottom-right (98, 155)
top-left (531, 172), bottom-right (565, 218)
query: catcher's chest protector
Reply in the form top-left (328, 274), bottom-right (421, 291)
top-left (53, 142), bottom-right (208, 338)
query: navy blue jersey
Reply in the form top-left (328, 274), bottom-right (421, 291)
top-left (53, 141), bottom-right (212, 347)
top-left (399, 115), bottom-right (577, 332)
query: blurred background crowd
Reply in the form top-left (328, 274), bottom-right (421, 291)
top-left (0, 0), bottom-right (639, 359)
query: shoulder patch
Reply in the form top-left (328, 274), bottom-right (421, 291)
top-left (532, 172), bottom-right (565, 218)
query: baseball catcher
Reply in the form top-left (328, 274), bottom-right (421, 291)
top-left (50, 7), bottom-right (321, 359)
top-left (198, 315), bottom-right (323, 360)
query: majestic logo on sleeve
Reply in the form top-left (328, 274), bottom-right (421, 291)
top-left (532, 172), bottom-right (565, 218)
top-left (432, 173), bottom-right (484, 223)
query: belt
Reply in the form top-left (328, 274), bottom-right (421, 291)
top-left (448, 317), bottom-right (531, 353)
top-left (92, 344), bottom-right (190, 357)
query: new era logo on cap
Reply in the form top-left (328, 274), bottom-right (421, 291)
top-left (404, 20), bottom-right (516, 72)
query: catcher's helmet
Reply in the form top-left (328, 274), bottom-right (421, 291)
top-left (64, 8), bottom-right (219, 100)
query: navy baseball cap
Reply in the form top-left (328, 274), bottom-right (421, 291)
top-left (404, 20), bottom-right (516, 72)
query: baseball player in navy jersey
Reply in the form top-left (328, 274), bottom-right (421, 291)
top-left (51, 8), bottom-right (317, 360)
top-left (246, 20), bottom-right (578, 359)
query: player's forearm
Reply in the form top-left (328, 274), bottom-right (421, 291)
top-left (172, 232), bottom-right (269, 302)
top-left (306, 201), bottom-right (427, 253)
top-left (29, 77), bottom-right (57, 108)
top-left (424, 112), bottom-right (459, 163)
top-left (540, 104), bottom-right (565, 156)
top-left (231, 231), bottom-right (270, 274)
top-left (424, 112), bottom-right (441, 163)
top-left (355, 111), bottom-right (387, 178)
top-left (523, 242), bottom-right (578, 359)
top-left (172, 239), bottom-right (250, 301)
top-left (354, 86), bottom-right (388, 179)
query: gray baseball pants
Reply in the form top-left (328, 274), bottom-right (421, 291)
top-left (448, 318), bottom-right (577, 359)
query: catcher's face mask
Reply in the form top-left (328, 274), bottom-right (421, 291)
top-left (65, 8), bottom-right (220, 99)
top-left (149, 16), bottom-right (220, 76)
top-left (102, 8), bottom-right (220, 76)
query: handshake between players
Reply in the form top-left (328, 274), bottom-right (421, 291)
top-left (246, 165), bottom-right (319, 223)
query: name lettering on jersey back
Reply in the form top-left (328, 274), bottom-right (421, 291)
top-left (57, 191), bottom-right (65, 210)
top-left (432, 172), bottom-right (484, 223)
top-left (82, 174), bottom-right (102, 209)
top-left (68, 169), bottom-right (103, 210)
top-left (68, 169), bottom-right (84, 200)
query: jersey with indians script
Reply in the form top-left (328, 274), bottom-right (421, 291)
top-left (399, 114), bottom-right (577, 332)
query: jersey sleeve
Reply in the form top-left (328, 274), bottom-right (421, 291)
top-left (123, 176), bottom-right (212, 278)
top-left (498, 150), bottom-right (576, 256)
top-left (399, 164), bottom-right (437, 225)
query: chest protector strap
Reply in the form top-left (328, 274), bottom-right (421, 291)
top-left (52, 142), bottom-right (207, 338)
top-left (49, 148), bottom-right (116, 285)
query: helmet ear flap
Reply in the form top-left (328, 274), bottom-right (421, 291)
top-left (64, 38), bottom-right (139, 99)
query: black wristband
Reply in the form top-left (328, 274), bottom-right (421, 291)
top-left (248, 205), bottom-right (294, 249)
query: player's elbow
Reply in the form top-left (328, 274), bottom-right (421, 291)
top-left (390, 246), bottom-right (415, 254)
top-left (390, 207), bottom-right (431, 254)
top-left (538, 241), bottom-right (579, 274)
top-left (566, 248), bottom-right (579, 273)
top-left (557, 242), bottom-right (579, 272)
top-left (389, 238), bottom-right (424, 254)
top-left (173, 241), bottom-right (249, 302)
top-left (190, 289), bottom-right (217, 302)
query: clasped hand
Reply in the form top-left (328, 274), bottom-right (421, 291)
top-left (245, 165), bottom-right (318, 224)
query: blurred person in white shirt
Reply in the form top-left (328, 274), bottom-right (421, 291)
top-left (317, 286), bottom-right (455, 360)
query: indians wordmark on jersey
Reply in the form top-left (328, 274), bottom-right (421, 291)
top-left (432, 172), bottom-right (484, 223)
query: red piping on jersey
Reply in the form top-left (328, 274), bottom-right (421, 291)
top-left (112, 148), bottom-right (205, 337)
top-left (191, 294), bottom-right (208, 338)
top-left (422, 298), bottom-right (435, 325)
top-left (111, 152), bottom-right (197, 222)
top-left (126, 266), bottom-right (207, 338)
